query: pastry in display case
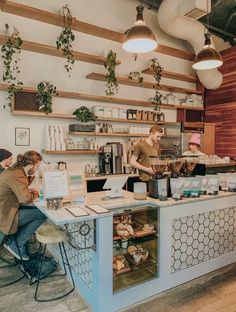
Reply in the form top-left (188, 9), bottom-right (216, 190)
top-left (112, 205), bottom-right (159, 293)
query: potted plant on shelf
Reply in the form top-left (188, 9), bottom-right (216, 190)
top-left (104, 50), bottom-right (119, 96)
top-left (37, 81), bottom-right (58, 114)
top-left (56, 5), bottom-right (75, 77)
top-left (1, 24), bottom-right (23, 108)
top-left (73, 106), bottom-right (96, 124)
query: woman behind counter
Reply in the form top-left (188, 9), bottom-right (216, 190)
top-left (182, 133), bottom-right (205, 156)
top-left (0, 151), bottom-right (46, 261)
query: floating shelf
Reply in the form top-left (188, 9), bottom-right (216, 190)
top-left (0, 35), bottom-right (121, 66)
top-left (69, 132), bottom-right (180, 138)
top-left (86, 73), bottom-right (203, 95)
top-left (0, 1), bottom-right (195, 61)
top-left (43, 150), bottom-right (100, 155)
top-left (1, 83), bottom-right (203, 111)
top-left (142, 68), bottom-right (196, 84)
top-left (69, 132), bottom-right (149, 137)
top-left (10, 110), bottom-right (197, 124)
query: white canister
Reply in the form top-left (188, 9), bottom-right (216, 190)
top-left (119, 108), bottom-right (127, 119)
top-left (104, 107), bottom-right (112, 118)
top-left (91, 105), bottom-right (104, 117)
top-left (167, 93), bottom-right (174, 104)
top-left (112, 108), bottom-right (119, 119)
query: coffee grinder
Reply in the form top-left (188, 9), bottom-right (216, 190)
top-left (182, 158), bottom-right (197, 177)
top-left (148, 157), bottom-right (168, 200)
top-left (167, 157), bottom-right (184, 197)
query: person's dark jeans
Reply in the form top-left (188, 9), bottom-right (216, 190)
top-left (15, 205), bottom-right (46, 249)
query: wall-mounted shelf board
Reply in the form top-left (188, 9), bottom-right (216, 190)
top-left (1, 83), bottom-right (203, 111)
top-left (0, 35), bottom-right (121, 66)
top-left (141, 68), bottom-right (196, 84)
top-left (0, 1), bottom-right (194, 61)
top-left (69, 132), bottom-right (180, 138)
top-left (43, 150), bottom-right (100, 155)
top-left (11, 110), bottom-right (182, 125)
top-left (86, 73), bottom-right (203, 95)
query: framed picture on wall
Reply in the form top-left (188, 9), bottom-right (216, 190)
top-left (15, 127), bottom-right (30, 146)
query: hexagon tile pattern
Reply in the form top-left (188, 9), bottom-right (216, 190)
top-left (171, 207), bottom-right (236, 273)
top-left (62, 221), bottom-right (94, 290)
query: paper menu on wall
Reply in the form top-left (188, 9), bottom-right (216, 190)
top-left (44, 171), bottom-right (69, 199)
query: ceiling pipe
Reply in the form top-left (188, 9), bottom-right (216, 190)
top-left (157, 0), bottom-right (223, 90)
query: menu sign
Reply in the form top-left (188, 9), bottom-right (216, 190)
top-left (44, 170), bottom-right (69, 199)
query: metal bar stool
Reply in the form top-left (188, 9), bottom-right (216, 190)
top-left (34, 224), bottom-right (75, 302)
top-left (0, 232), bottom-right (25, 288)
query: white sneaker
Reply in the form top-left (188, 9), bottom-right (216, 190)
top-left (3, 242), bottom-right (30, 261)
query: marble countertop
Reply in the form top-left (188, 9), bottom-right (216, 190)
top-left (85, 173), bottom-right (139, 181)
top-left (35, 190), bottom-right (236, 225)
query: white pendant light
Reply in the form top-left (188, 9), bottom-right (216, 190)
top-left (192, 32), bottom-right (223, 70)
top-left (123, 3), bottom-right (157, 53)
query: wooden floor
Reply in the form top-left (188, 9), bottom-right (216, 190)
top-left (1, 245), bottom-right (236, 312)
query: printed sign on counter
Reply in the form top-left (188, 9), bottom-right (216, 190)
top-left (44, 170), bottom-right (69, 199)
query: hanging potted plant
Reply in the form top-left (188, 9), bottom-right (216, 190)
top-left (73, 106), bottom-right (96, 124)
top-left (56, 5), bottom-right (75, 77)
top-left (149, 57), bottom-right (164, 109)
top-left (1, 24), bottom-right (23, 108)
top-left (104, 50), bottom-right (119, 96)
top-left (36, 81), bottom-right (58, 114)
top-left (149, 58), bottom-right (165, 121)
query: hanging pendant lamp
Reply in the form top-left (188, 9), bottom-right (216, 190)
top-left (122, 3), bottom-right (157, 53)
top-left (192, 32), bottom-right (223, 70)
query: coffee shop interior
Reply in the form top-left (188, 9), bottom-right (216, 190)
top-left (0, 0), bottom-right (236, 311)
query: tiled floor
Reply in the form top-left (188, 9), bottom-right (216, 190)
top-left (1, 245), bottom-right (236, 312)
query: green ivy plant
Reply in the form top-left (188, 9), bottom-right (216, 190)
top-left (73, 106), bottom-right (96, 123)
top-left (149, 58), bottom-right (164, 111)
top-left (56, 5), bottom-right (75, 77)
top-left (104, 50), bottom-right (119, 96)
top-left (1, 24), bottom-right (23, 108)
top-left (37, 81), bottom-right (58, 114)
top-left (128, 71), bottom-right (143, 85)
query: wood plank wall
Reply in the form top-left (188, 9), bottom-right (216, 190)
top-left (205, 46), bottom-right (236, 157)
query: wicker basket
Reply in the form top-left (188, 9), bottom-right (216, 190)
top-left (14, 91), bottom-right (39, 111)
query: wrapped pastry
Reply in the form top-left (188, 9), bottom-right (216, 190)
top-left (133, 253), bottom-right (142, 264)
top-left (127, 245), bottom-right (137, 256)
top-left (126, 224), bottom-right (134, 235)
top-left (116, 229), bottom-right (130, 237)
top-left (143, 223), bottom-right (155, 232)
top-left (141, 250), bottom-right (149, 261)
top-left (115, 255), bottom-right (125, 263)
top-left (113, 260), bottom-right (125, 271)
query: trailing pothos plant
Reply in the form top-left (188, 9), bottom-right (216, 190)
top-left (37, 81), bottom-right (58, 114)
top-left (56, 5), bottom-right (75, 77)
top-left (1, 24), bottom-right (23, 108)
top-left (149, 57), bottom-right (164, 112)
top-left (104, 50), bottom-right (119, 96)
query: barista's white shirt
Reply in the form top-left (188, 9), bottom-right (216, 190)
top-left (182, 150), bottom-right (205, 156)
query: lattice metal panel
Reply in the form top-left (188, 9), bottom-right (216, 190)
top-left (55, 221), bottom-right (95, 291)
top-left (171, 206), bottom-right (236, 273)
top-left (14, 91), bottom-right (39, 111)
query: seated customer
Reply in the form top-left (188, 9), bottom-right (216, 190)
top-left (0, 149), bottom-right (13, 173)
top-left (182, 133), bottom-right (205, 156)
top-left (0, 151), bottom-right (46, 260)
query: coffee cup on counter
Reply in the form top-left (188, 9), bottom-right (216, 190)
top-left (133, 182), bottom-right (147, 200)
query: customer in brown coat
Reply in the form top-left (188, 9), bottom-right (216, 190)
top-left (0, 151), bottom-right (46, 260)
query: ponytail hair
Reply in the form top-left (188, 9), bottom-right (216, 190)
top-left (11, 151), bottom-right (42, 169)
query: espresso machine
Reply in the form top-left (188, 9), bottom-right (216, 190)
top-left (107, 142), bottom-right (124, 174)
top-left (148, 157), bottom-right (168, 200)
top-left (99, 145), bottom-right (112, 175)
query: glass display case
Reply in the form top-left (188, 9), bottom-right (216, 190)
top-left (112, 205), bottom-right (159, 293)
